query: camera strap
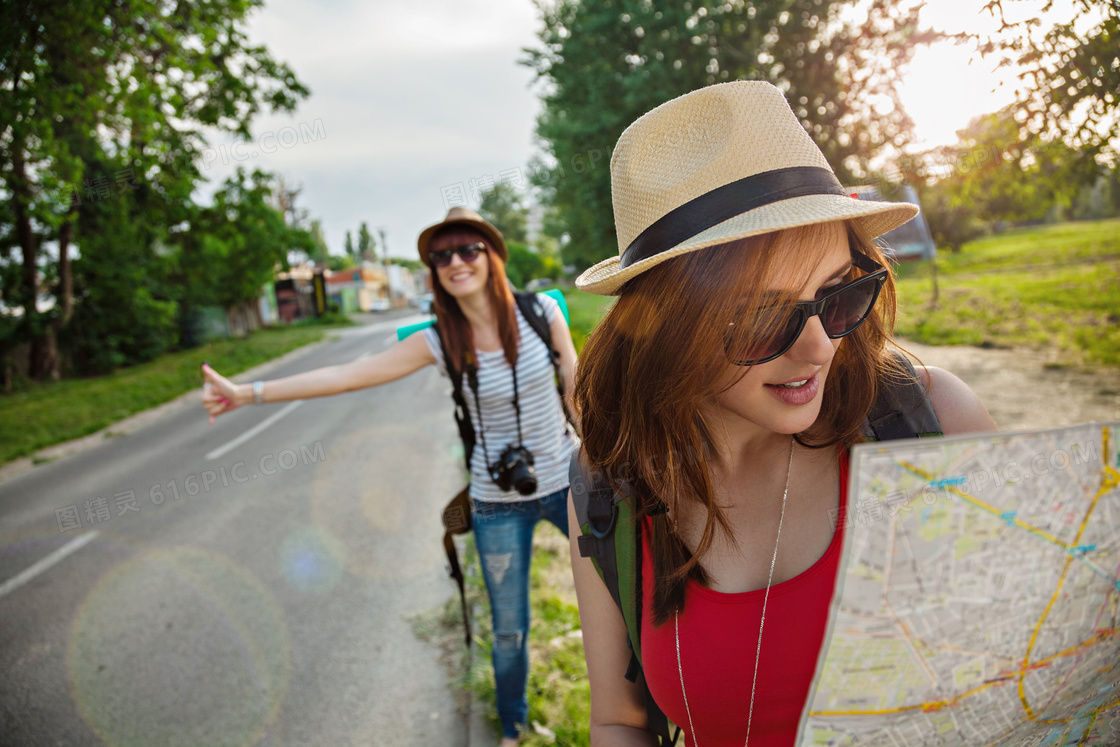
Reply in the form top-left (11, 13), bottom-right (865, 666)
top-left (466, 358), bottom-right (524, 477)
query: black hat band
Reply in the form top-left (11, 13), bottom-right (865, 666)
top-left (619, 166), bottom-right (847, 269)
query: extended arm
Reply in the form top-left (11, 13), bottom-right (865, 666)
top-left (202, 331), bottom-right (436, 422)
top-left (915, 365), bottom-right (997, 436)
top-left (567, 495), bottom-right (658, 746)
top-left (550, 309), bottom-right (580, 432)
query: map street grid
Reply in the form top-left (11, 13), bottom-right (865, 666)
top-left (798, 422), bottom-right (1120, 746)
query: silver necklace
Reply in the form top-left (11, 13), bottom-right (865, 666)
top-left (675, 436), bottom-right (795, 747)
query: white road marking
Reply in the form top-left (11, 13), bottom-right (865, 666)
top-left (0, 531), bottom-right (99, 600)
top-left (205, 401), bottom-right (304, 460)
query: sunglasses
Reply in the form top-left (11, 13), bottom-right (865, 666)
top-left (430, 242), bottom-right (487, 268)
top-left (725, 252), bottom-right (888, 366)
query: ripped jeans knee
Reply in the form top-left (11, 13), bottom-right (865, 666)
top-left (492, 627), bottom-right (526, 654)
top-left (483, 552), bottom-right (514, 586)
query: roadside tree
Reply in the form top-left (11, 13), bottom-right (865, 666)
top-left (0, 0), bottom-right (308, 380)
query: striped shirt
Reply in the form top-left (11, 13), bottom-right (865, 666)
top-left (424, 293), bottom-right (577, 503)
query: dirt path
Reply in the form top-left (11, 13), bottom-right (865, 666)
top-left (896, 339), bottom-right (1120, 432)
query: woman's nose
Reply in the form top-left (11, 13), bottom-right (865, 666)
top-left (787, 315), bottom-right (837, 365)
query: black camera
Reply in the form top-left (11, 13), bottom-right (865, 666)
top-left (489, 445), bottom-right (537, 495)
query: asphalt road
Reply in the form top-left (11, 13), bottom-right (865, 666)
top-left (0, 312), bottom-right (481, 746)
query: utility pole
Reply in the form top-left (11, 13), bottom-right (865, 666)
top-left (378, 227), bottom-right (392, 307)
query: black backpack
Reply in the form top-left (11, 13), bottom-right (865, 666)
top-left (437, 291), bottom-right (576, 645)
top-left (569, 353), bottom-right (943, 744)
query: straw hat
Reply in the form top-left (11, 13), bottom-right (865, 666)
top-left (417, 206), bottom-right (508, 264)
top-left (576, 81), bottom-right (919, 295)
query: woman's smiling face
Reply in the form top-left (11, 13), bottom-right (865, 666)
top-left (431, 229), bottom-right (492, 299)
top-left (710, 220), bottom-right (853, 438)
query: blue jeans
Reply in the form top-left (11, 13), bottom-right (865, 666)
top-left (471, 489), bottom-right (569, 739)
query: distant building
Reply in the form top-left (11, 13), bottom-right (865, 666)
top-left (849, 184), bottom-right (936, 262)
top-left (324, 265), bottom-right (389, 312)
top-left (275, 264), bottom-right (323, 321)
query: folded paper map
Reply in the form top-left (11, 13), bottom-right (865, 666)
top-left (798, 422), bottom-right (1120, 746)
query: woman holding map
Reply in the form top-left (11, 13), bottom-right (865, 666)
top-left (567, 81), bottom-right (996, 745)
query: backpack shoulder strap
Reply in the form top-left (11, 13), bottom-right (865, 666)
top-left (569, 453), bottom-right (679, 745)
top-left (432, 325), bottom-right (477, 472)
top-left (515, 291), bottom-right (576, 429)
top-left (514, 291), bottom-right (553, 350)
top-left (571, 453), bottom-right (623, 609)
top-left (863, 351), bottom-right (943, 442)
top-left (570, 453), bottom-right (642, 658)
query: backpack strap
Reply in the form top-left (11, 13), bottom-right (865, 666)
top-left (862, 352), bottom-right (943, 441)
top-left (432, 326), bottom-right (477, 472)
top-left (432, 327), bottom-right (478, 647)
top-left (571, 455), bottom-right (623, 608)
top-left (514, 291), bottom-right (577, 430)
top-left (441, 487), bottom-right (473, 646)
top-left (570, 454), bottom-right (679, 746)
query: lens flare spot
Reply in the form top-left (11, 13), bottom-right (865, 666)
top-left (279, 527), bottom-right (345, 593)
top-left (310, 425), bottom-right (460, 581)
top-left (66, 547), bottom-right (290, 747)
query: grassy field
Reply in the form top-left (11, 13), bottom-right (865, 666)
top-left (893, 218), bottom-right (1120, 366)
top-left (554, 286), bottom-right (615, 354)
top-left (0, 319), bottom-right (348, 466)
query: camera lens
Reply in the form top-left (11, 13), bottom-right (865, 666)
top-left (510, 458), bottom-right (537, 496)
top-left (491, 445), bottom-right (536, 495)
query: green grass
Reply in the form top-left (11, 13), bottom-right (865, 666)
top-left (894, 218), bottom-right (1120, 366)
top-left (543, 286), bottom-right (615, 354)
top-left (0, 321), bottom-right (350, 465)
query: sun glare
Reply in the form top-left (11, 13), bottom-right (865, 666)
top-left (899, 0), bottom-right (1082, 150)
top-left (900, 40), bottom-right (1018, 149)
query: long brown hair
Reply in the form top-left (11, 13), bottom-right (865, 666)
top-left (573, 220), bottom-right (904, 625)
top-left (429, 226), bottom-right (519, 373)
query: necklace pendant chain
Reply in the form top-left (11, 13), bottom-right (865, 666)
top-left (675, 437), bottom-right (795, 747)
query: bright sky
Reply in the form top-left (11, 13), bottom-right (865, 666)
top-left (203, 0), bottom-right (1053, 260)
top-left (204, 0), bottom-right (542, 261)
top-left (900, 0), bottom-right (1026, 150)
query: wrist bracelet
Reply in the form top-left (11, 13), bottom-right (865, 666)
top-left (253, 380), bottom-right (264, 405)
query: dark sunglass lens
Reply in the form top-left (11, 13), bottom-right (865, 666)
top-left (458, 244), bottom-right (481, 262)
top-left (823, 280), bottom-right (877, 336)
top-left (431, 250), bottom-right (452, 267)
top-left (731, 308), bottom-right (802, 364)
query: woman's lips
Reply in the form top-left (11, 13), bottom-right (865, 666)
top-left (763, 373), bottom-right (820, 406)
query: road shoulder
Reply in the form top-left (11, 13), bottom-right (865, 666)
top-left (0, 335), bottom-right (339, 486)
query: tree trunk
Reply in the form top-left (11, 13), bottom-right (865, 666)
top-left (31, 330), bottom-right (61, 381)
top-left (42, 213), bottom-right (77, 380)
top-left (11, 144), bottom-right (56, 380)
top-left (57, 214), bottom-right (74, 323)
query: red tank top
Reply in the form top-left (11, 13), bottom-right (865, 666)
top-left (640, 451), bottom-right (848, 747)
